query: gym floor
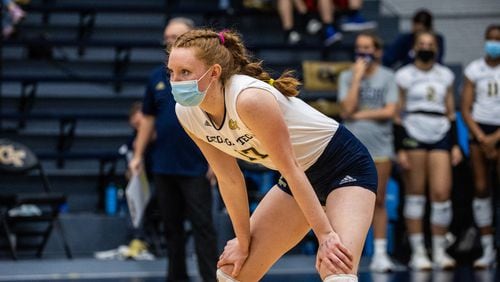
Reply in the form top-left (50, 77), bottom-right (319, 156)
top-left (0, 255), bottom-right (496, 281)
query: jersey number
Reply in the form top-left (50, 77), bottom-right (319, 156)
top-left (236, 147), bottom-right (269, 161)
top-left (426, 86), bottom-right (436, 102)
top-left (487, 81), bottom-right (499, 97)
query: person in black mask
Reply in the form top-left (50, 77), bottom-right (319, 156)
top-left (394, 31), bottom-right (462, 271)
top-left (383, 9), bottom-right (445, 69)
top-left (338, 32), bottom-right (398, 273)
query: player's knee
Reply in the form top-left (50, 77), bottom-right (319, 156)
top-left (323, 274), bottom-right (358, 281)
top-left (216, 269), bottom-right (239, 282)
top-left (473, 197), bottom-right (493, 227)
top-left (430, 200), bottom-right (452, 227)
top-left (404, 195), bottom-right (425, 220)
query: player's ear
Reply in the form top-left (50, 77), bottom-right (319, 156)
top-left (212, 64), bottom-right (222, 80)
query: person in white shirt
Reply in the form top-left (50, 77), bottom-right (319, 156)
top-left (168, 28), bottom-right (378, 282)
top-left (461, 24), bottom-right (500, 269)
top-left (395, 31), bottom-right (462, 271)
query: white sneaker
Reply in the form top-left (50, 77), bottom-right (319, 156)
top-left (370, 253), bottom-right (395, 272)
top-left (474, 247), bottom-right (496, 269)
top-left (433, 250), bottom-right (456, 270)
top-left (287, 31), bottom-right (301, 45)
top-left (306, 18), bottom-right (322, 35)
top-left (409, 251), bottom-right (432, 271)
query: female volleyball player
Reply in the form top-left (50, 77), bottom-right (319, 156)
top-left (395, 31), bottom-right (462, 270)
top-left (461, 24), bottom-right (500, 269)
top-left (167, 28), bottom-right (377, 281)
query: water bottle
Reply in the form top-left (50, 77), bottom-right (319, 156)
top-left (117, 188), bottom-right (128, 217)
top-left (105, 183), bottom-right (118, 215)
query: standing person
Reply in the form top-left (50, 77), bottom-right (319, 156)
top-left (338, 32), bottom-right (398, 273)
top-left (168, 28), bottom-right (377, 282)
top-left (395, 31), bottom-right (462, 270)
top-left (129, 18), bottom-right (218, 282)
top-left (461, 24), bottom-right (500, 269)
top-left (383, 9), bottom-right (445, 69)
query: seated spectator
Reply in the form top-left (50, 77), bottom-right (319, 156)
top-left (277, 0), bottom-right (339, 45)
top-left (2, 0), bottom-right (26, 38)
top-left (335, 0), bottom-right (377, 32)
top-left (278, 0), bottom-right (375, 46)
top-left (383, 9), bottom-right (445, 69)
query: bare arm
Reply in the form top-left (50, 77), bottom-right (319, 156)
top-left (445, 86), bottom-right (456, 121)
top-left (445, 85), bottom-right (462, 165)
top-left (129, 115), bottom-right (155, 173)
top-left (395, 87), bottom-right (406, 124)
top-left (394, 87), bottom-right (410, 169)
top-left (461, 77), bottom-right (485, 141)
top-left (340, 59), bottom-right (367, 118)
top-left (185, 130), bottom-right (250, 252)
top-left (351, 103), bottom-right (397, 121)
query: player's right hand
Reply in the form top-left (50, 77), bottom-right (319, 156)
top-left (128, 156), bottom-right (143, 175)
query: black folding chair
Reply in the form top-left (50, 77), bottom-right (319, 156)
top-left (0, 138), bottom-right (72, 259)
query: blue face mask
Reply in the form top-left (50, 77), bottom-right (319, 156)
top-left (171, 67), bottom-right (213, 107)
top-left (485, 41), bottom-right (500, 59)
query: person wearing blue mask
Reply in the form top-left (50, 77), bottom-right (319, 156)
top-left (129, 18), bottom-right (218, 282)
top-left (338, 32), bottom-right (398, 273)
top-left (461, 24), bottom-right (500, 269)
top-left (168, 28), bottom-right (378, 282)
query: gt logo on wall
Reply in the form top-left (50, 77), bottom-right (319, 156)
top-left (0, 145), bottom-right (26, 167)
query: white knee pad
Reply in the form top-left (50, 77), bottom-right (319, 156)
top-left (473, 197), bottom-right (493, 227)
top-left (404, 195), bottom-right (426, 220)
top-left (216, 269), bottom-right (239, 282)
top-left (324, 274), bottom-right (358, 282)
top-left (431, 201), bottom-right (452, 227)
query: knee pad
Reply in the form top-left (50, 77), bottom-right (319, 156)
top-left (430, 201), bottom-right (452, 227)
top-left (404, 195), bottom-right (426, 220)
top-left (324, 274), bottom-right (358, 282)
top-left (473, 197), bottom-right (493, 227)
top-left (216, 269), bottom-right (239, 282)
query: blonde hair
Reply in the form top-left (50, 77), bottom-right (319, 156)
top-left (169, 28), bottom-right (301, 97)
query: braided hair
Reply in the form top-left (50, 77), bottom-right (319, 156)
top-left (169, 28), bottom-right (301, 97)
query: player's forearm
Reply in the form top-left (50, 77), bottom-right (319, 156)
top-left (218, 176), bottom-right (251, 251)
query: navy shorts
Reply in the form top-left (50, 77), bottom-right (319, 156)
top-left (402, 131), bottom-right (452, 151)
top-left (277, 125), bottom-right (378, 205)
top-left (469, 123), bottom-right (500, 148)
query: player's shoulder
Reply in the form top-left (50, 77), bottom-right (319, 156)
top-left (395, 64), bottom-right (414, 80)
top-left (465, 58), bottom-right (485, 72)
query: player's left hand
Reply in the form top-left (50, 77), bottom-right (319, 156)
top-left (217, 238), bottom-right (249, 278)
top-left (315, 231), bottom-right (353, 274)
top-left (451, 145), bottom-right (462, 166)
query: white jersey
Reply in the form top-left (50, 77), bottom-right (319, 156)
top-left (464, 58), bottom-right (500, 126)
top-left (176, 74), bottom-right (338, 170)
top-left (395, 64), bottom-right (454, 143)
